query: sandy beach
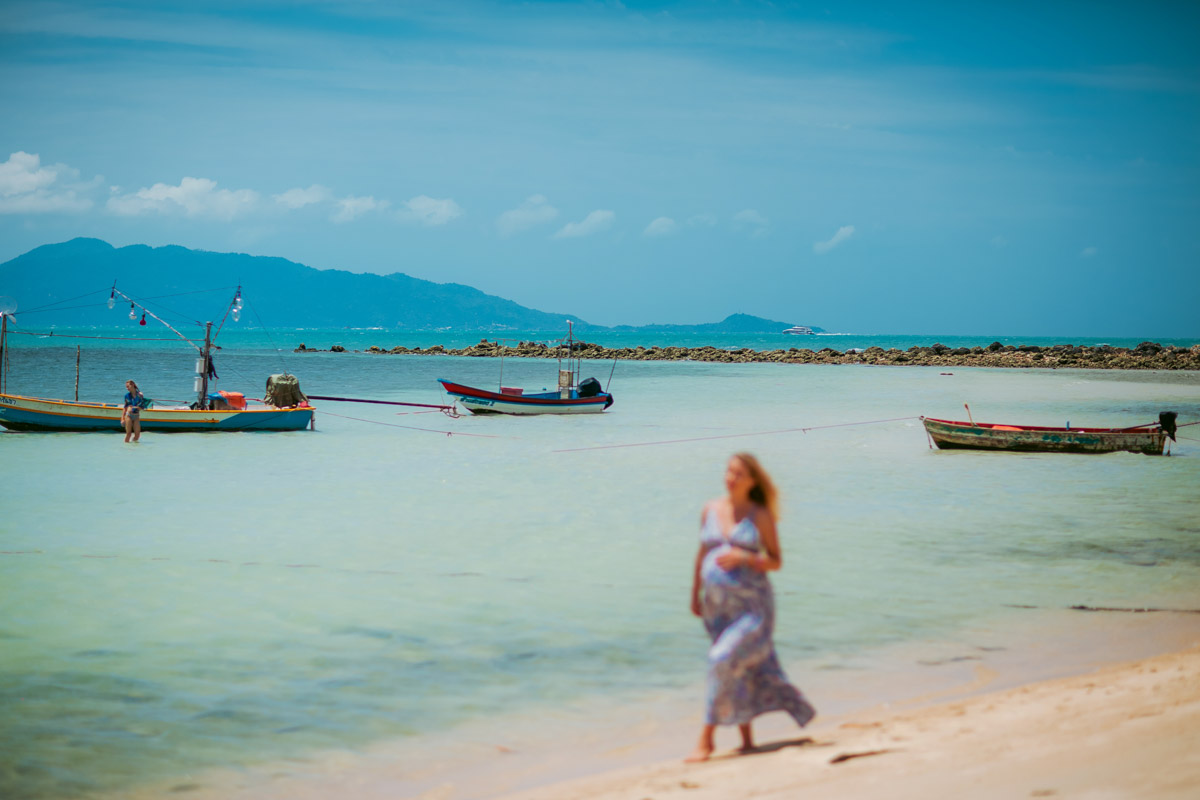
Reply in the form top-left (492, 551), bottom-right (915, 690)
top-left (498, 639), bottom-right (1200, 800)
top-left (103, 611), bottom-right (1200, 800)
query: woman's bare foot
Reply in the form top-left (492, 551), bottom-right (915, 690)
top-left (738, 723), bottom-right (754, 753)
top-left (685, 725), bottom-right (716, 762)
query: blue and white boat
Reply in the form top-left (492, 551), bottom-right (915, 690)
top-left (437, 379), bottom-right (612, 415)
top-left (439, 322), bottom-right (614, 415)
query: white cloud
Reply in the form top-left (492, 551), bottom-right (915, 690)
top-left (733, 208), bottom-right (769, 237)
top-left (813, 224), bottom-right (855, 254)
top-left (687, 213), bottom-right (718, 227)
top-left (332, 195), bottom-right (386, 223)
top-left (107, 177), bottom-right (258, 220)
top-left (554, 209), bottom-right (615, 239)
top-left (0, 151), bottom-right (97, 213)
top-left (1080, 246), bottom-right (1099, 258)
top-left (644, 216), bottom-right (677, 237)
top-left (496, 194), bottom-right (558, 236)
top-left (0, 152), bottom-right (56, 196)
top-left (399, 195), bottom-right (463, 227)
top-left (273, 184), bottom-right (330, 209)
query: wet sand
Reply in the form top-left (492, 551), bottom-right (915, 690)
top-left (114, 610), bottom-right (1200, 800)
top-left (498, 639), bottom-right (1200, 800)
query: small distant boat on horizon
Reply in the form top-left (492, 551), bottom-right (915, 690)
top-left (921, 413), bottom-right (1177, 455)
top-left (439, 322), bottom-right (614, 415)
top-left (783, 325), bottom-right (815, 335)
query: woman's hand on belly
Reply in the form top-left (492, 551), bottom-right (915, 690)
top-left (715, 547), bottom-right (751, 571)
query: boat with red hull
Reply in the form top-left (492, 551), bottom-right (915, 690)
top-left (439, 322), bottom-right (615, 416)
top-left (437, 379), bottom-right (612, 415)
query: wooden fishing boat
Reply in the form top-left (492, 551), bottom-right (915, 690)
top-left (439, 322), bottom-right (614, 415)
top-left (921, 415), bottom-right (1174, 455)
top-left (0, 393), bottom-right (312, 432)
top-left (0, 287), bottom-right (314, 433)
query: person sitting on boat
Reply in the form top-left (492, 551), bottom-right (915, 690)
top-left (122, 380), bottom-right (144, 443)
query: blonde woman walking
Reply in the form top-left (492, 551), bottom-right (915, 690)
top-left (687, 453), bottom-right (815, 761)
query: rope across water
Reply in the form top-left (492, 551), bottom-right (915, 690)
top-left (551, 415), bottom-right (922, 453)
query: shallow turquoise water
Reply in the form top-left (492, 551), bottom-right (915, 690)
top-left (2, 343), bottom-right (1199, 799)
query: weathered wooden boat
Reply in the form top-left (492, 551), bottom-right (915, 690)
top-left (439, 322), bottom-right (614, 415)
top-left (0, 287), bottom-right (314, 433)
top-left (0, 393), bottom-right (313, 432)
top-left (921, 414), bottom-right (1176, 455)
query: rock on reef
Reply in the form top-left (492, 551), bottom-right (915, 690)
top-left (293, 340), bottom-right (1200, 370)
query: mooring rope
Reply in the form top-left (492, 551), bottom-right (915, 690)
top-left (552, 415), bottom-right (922, 453)
top-left (316, 408), bottom-right (500, 438)
top-left (307, 394), bottom-right (456, 412)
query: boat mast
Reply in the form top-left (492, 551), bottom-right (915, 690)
top-left (570, 320), bottom-right (580, 388)
top-left (498, 340), bottom-right (504, 392)
top-left (558, 321), bottom-right (575, 399)
top-left (0, 310), bottom-right (7, 395)
top-left (198, 321), bottom-right (213, 408)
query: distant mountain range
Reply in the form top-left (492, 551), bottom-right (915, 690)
top-left (0, 238), bottom-right (821, 333)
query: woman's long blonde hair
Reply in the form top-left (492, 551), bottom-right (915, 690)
top-left (733, 452), bottom-right (780, 521)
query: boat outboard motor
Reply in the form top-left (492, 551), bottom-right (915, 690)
top-left (1159, 411), bottom-right (1178, 442)
top-left (578, 377), bottom-right (602, 397)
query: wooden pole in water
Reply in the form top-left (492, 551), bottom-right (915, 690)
top-left (965, 403), bottom-right (976, 426)
top-left (75, 345), bottom-right (80, 402)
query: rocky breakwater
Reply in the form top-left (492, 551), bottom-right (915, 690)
top-left (293, 340), bottom-right (1200, 370)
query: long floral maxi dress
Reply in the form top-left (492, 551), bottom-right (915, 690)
top-left (699, 512), bottom-right (816, 727)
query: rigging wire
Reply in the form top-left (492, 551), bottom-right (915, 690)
top-left (212, 287), bottom-right (238, 342)
top-left (111, 288), bottom-right (203, 353)
top-left (245, 296), bottom-right (290, 376)
top-left (15, 288), bottom-right (109, 315)
top-left (552, 416), bottom-right (923, 453)
top-left (16, 286), bottom-right (242, 319)
top-left (121, 289), bottom-right (205, 327)
top-left (140, 286), bottom-right (238, 301)
top-left (17, 301), bottom-right (115, 315)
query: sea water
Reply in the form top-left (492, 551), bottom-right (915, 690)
top-left (1, 339), bottom-right (1199, 799)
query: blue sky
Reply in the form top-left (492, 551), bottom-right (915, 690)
top-left (1, 1), bottom-right (1197, 335)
